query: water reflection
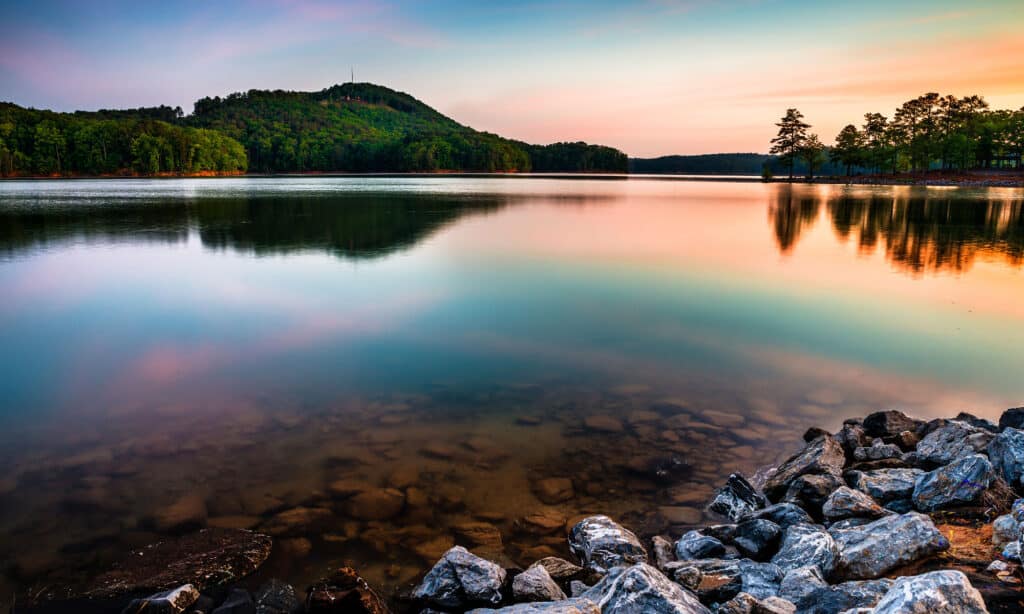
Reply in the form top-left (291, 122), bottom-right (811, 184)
top-left (770, 185), bottom-right (1024, 273)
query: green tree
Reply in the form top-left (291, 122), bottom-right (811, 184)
top-left (800, 134), bottom-right (827, 180)
top-left (770, 108), bottom-right (810, 180)
top-left (33, 120), bottom-right (65, 174)
top-left (831, 124), bottom-right (864, 177)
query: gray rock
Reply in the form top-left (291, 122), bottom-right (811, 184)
top-left (992, 513), bottom-right (1019, 548)
top-left (786, 577), bottom-right (893, 614)
top-left (580, 563), bottom-right (710, 613)
top-left (862, 410), bottom-right (921, 438)
top-left (672, 566), bottom-right (702, 592)
top-left (709, 474), bottom-right (768, 522)
top-left (532, 557), bottom-right (585, 582)
top-left (716, 592), bottom-right (796, 614)
top-left (782, 473), bottom-right (844, 521)
top-left (821, 487), bottom-right (888, 522)
top-left (467, 598), bottom-right (600, 613)
top-left (412, 545), bottom-right (507, 609)
top-left (675, 530), bottom-right (726, 560)
top-left (514, 565), bottom-right (566, 602)
top-left (569, 581), bottom-right (589, 598)
top-left (853, 440), bottom-right (902, 462)
top-left (954, 412), bottom-right (999, 433)
top-left (744, 503), bottom-right (813, 530)
top-left (680, 559), bottom-right (784, 602)
top-left (568, 515), bottom-right (647, 573)
top-left (915, 421), bottom-right (994, 467)
top-left (870, 570), bottom-right (987, 613)
top-left (212, 588), bottom-right (255, 614)
top-left (912, 454), bottom-right (993, 511)
top-left (254, 579), bottom-right (302, 614)
top-left (827, 518), bottom-right (876, 531)
top-left (652, 535), bottom-right (676, 571)
top-left (833, 424), bottom-right (869, 460)
top-left (121, 585), bottom-right (200, 614)
top-left (987, 427), bottom-right (1024, 487)
top-left (831, 512), bottom-right (949, 580)
top-left (847, 468), bottom-right (923, 503)
top-left (778, 566), bottom-right (826, 606)
top-left (1002, 540), bottom-right (1020, 561)
top-left (732, 519), bottom-right (781, 561)
top-left (882, 498), bottom-right (914, 514)
top-left (999, 407), bottom-right (1024, 431)
top-left (764, 437), bottom-right (846, 501)
top-left (770, 523), bottom-right (838, 576)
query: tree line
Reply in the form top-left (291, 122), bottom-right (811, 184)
top-left (770, 93), bottom-right (1024, 179)
top-left (0, 103), bottom-right (247, 177)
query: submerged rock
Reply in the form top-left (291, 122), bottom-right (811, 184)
top-left (254, 579), bottom-right (302, 614)
top-left (121, 584), bottom-right (200, 614)
top-left (708, 474), bottom-right (768, 522)
top-left (306, 567), bottom-right (389, 613)
top-left (911, 454), bottom-right (993, 511)
top-left (847, 468), bottom-right (923, 503)
top-left (831, 512), bottom-right (949, 580)
top-left (412, 546), bottom-right (507, 609)
top-left (153, 494), bottom-right (208, 534)
top-left (870, 570), bottom-right (987, 614)
top-left (987, 427), bottom-right (1024, 488)
top-left (568, 515), bottom-right (647, 574)
top-left (763, 437), bottom-right (845, 501)
top-left (513, 565), bottom-right (566, 603)
top-left (580, 563), bottom-right (710, 613)
top-left (770, 523), bottom-right (838, 576)
top-left (533, 478), bottom-right (575, 504)
top-left (675, 530), bottom-right (726, 560)
top-left (915, 421), bottom-right (994, 467)
top-left (821, 486), bottom-right (888, 522)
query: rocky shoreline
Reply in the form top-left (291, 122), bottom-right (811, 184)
top-left (15, 408), bottom-right (1024, 613)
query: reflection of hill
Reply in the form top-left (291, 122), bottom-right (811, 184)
top-left (0, 193), bottom-right (507, 260)
top-left (769, 185), bottom-right (1024, 273)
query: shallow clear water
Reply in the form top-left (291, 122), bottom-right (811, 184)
top-left (1, 176), bottom-right (1022, 602)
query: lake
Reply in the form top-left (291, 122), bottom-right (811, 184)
top-left (1, 176), bottom-right (1022, 605)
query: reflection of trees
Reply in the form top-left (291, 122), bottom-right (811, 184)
top-left (768, 185), bottom-right (821, 253)
top-left (767, 184), bottom-right (1024, 273)
top-left (0, 193), bottom-right (509, 260)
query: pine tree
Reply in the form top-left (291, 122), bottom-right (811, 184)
top-left (770, 108), bottom-right (810, 180)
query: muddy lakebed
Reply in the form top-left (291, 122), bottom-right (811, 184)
top-left (1, 176), bottom-right (1023, 609)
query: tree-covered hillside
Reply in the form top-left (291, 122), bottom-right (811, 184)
top-left (0, 103), bottom-right (247, 177)
top-left (187, 83), bottom-right (626, 173)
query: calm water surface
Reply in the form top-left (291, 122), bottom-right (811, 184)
top-left (1, 177), bottom-right (1022, 604)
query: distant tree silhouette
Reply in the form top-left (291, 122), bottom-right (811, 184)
top-left (770, 108), bottom-right (810, 180)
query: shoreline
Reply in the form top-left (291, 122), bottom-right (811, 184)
top-left (15, 407), bottom-right (1024, 613)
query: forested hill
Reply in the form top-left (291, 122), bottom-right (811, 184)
top-left (0, 83), bottom-right (628, 177)
top-left (629, 152), bottom-right (849, 176)
top-left (187, 83), bottom-right (627, 173)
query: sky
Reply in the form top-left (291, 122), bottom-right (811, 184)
top-left (3, 0), bottom-right (1024, 157)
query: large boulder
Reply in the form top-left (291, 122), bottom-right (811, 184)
top-left (763, 437), bottom-right (845, 501)
top-left (915, 421), bottom-right (994, 467)
top-left (862, 410), bottom-right (922, 438)
top-left (466, 599), bottom-right (600, 613)
top-left (513, 565), bottom-right (566, 603)
top-left (579, 563), bottom-right (710, 613)
top-left (831, 512), bottom-right (949, 580)
top-left (305, 567), bottom-right (389, 613)
top-left (412, 546), bottom-right (507, 609)
top-left (121, 585), bottom-right (200, 614)
top-left (675, 530), bottom-right (726, 560)
top-left (847, 468), bottom-right (923, 503)
top-left (911, 454), bottom-right (994, 511)
top-left (770, 523), bottom-right (838, 576)
top-left (708, 474), bottom-right (768, 522)
top-left (821, 486), bottom-right (888, 522)
top-left (987, 427), bottom-right (1024, 488)
top-left (676, 559), bottom-right (783, 602)
top-left (568, 515), bottom-right (647, 573)
top-left (999, 407), bottom-right (1024, 431)
top-left (870, 570), bottom-right (988, 613)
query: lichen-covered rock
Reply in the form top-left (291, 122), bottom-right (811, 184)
top-left (782, 473), bottom-right (844, 521)
top-left (254, 579), bottom-right (302, 614)
top-left (679, 559), bottom-right (784, 602)
top-left (514, 565), bottom-right (566, 603)
top-left (911, 454), bottom-right (993, 511)
top-left (764, 437), bottom-right (846, 501)
top-left (831, 512), bottom-right (949, 580)
top-left (675, 530), bottom-right (725, 560)
top-left (709, 474), bottom-right (768, 522)
top-left (847, 468), bottom-right (923, 503)
top-left (412, 546), bottom-right (507, 609)
top-left (716, 592), bottom-right (796, 614)
top-left (743, 503), bottom-right (813, 530)
top-left (306, 567), bottom-right (389, 613)
top-left (987, 427), bottom-right (1024, 488)
top-left (579, 563), bottom-right (710, 613)
top-left (821, 487), bottom-right (888, 522)
top-left (467, 598), bottom-right (600, 613)
top-left (870, 570), bottom-right (987, 614)
top-left (770, 523), bottom-right (838, 576)
top-left (862, 410), bottom-right (922, 438)
top-left (121, 584), bottom-right (200, 614)
top-left (915, 421), bottom-right (994, 467)
top-left (568, 515), bottom-right (647, 573)
top-left (731, 519), bottom-right (781, 561)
